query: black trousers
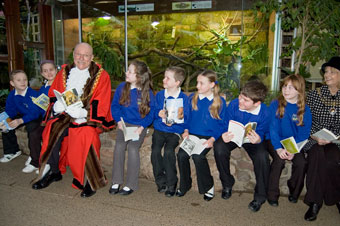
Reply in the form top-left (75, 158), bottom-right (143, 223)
top-left (214, 137), bottom-right (270, 202)
top-left (266, 140), bottom-right (307, 201)
top-left (2, 119), bottom-right (41, 164)
top-left (151, 129), bottom-right (180, 187)
top-left (304, 143), bottom-right (340, 206)
top-left (47, 128), bottom-right (69, 173)
top-left (177, 134), bottom-right (214, 194)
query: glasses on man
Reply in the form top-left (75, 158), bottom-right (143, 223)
top-left (74, 52), bottom-right (92, 59)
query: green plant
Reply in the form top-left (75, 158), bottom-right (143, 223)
top-left (253, 0), bottom-right (340, 75)
top-left (0, 89), bottom-right (9, 112)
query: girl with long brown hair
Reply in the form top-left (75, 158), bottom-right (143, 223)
top-left (267, 74), bottom-right (312, 207)
top-left (110, 60), bottom-right (155, 195)
top-left (176, 70), bottom-right (227, 201)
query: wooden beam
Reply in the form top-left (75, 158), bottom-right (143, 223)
top-left (39, 3), bottom-right (54, 61)
top-left (3, 0), bottom-right (24, 72)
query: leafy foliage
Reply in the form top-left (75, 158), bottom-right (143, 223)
top-left (253, 0), bottom-right (340, 75)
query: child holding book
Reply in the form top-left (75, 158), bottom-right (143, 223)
top-left (176, 70), bottom-right (227, 201)
top-left (151, 66), bottom-right (189, 197)
top-left (214, 80), bottom-right (270, 212)
top-left (110, 60), bottom-right (155, 195)
top-left (267, 74), bottom-right (312, 207)
top-left (22, 60), bottom-right (57, 173)
top-left (0, 70), bottom-right (41, 165)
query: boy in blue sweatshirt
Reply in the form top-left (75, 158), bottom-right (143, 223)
top-left (0, 70), bottom-right (42, 164)
top-left (214, 80), bottom-right (270, 212)
top-left (151, 66), bottom-right (189, 197)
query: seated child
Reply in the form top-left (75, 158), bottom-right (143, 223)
top-left (0, 70), bottom-right (42, 166)
top-left (267, 74), bottom-right (311, 206)
top-left (151, 66), bottom-right (189, 197)
top-left (176, 70), bottom-right (227, 201)
top-left (22, 60), bottom-right (57, 173)
top-left (214, 80), bottom-right (270, 212)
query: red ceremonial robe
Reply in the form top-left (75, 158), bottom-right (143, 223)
top-left (38, 62), bottom-right (114, 190)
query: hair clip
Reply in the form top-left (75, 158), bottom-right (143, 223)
top-left (215, 81), bottom-right (219, 84)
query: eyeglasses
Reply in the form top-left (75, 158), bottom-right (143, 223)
top-left (74, 52), bottom-right (92, 59)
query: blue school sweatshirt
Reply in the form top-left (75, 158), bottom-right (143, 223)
top-left (153, 89), bottom-right (189, 134)
top-left (225, 98), bottom-right (270, 142)
top-left (111, 82), bottom-right (155, 128)
top-left (186, 93), bottom-right (227, 140)
top-left (5, 87), bottom-right (41, 123)
top-left (269, 100), bottom-right (312, 150)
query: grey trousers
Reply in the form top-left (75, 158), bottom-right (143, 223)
top-left (111, 124), bottom-right (147, 190)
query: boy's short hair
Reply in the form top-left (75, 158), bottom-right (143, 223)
top-left (241, 80), bottom-right (268, 103)
top-left (166, 66), bottom-right (186, 86)
top-left (9, 69), bottom-right (27, 81)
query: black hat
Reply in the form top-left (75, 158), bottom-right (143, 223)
top-left (321, 56), bottom-right (340, 72)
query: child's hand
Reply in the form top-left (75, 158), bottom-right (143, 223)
top-left (158, 110), bottom-right (166, 119)
top-left (182, 129), bottom-right (189, 139)
top-left (8, 118), bottom-right (23, 129)
top-left (117, 121), bottom-right (123, 130)
top-left (286, 152), bottom-right (294, 160)
top-left (277, 148), bottom-right (290, 160)
top-left (203, 137), bottom-right (215, 148)
top-left (222, 131), bottom-right (233, 143)
top-left (135, 126), bottom-right (144, 135)
top-left (246, 130), bottom-right (261, 144)
top-left (311, 135), bottom-right (330, 146)
top-left (0, 122), bottom-right (8, 132)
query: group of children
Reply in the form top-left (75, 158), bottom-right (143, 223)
top-left (108, 60), bottom-right (312, 213)
top-left (1, 59), bottom-right (311, 213)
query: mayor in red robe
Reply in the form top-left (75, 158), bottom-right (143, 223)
top-left (32, 42), bottom-right (114, 197)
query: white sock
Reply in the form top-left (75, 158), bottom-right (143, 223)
top-left (122, 186), bottom-right (131, 191)
top-left (205, 186), bottom-right (214, 197)
top-left (111, 184), bottom-right (119, 189)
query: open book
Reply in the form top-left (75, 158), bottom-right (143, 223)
top-left (280, 137), bottom-right (308, 154)
top-left (312, 128), bottom-right (340, 144)
top-left (228, 120), bottom-right (257, 147)
top-left (31, 93), bottom-right (49, 111)
top-left (0, 112), bottom-right (13, 132)
top-left (179, 135), bottom-right (207, 156)
top-left (163, 98), bottom-right (184, 124)
top-left (54, 88), bottom-right (83, 109)
top-left (120, 117), bottom-right (139, 142)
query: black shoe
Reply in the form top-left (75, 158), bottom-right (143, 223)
top-left (203, 193), bottom-right (214, 201)
top-left (248, 200), bottom-right (264, 212)
top-left (157, 185), bottom-right (166, 193)
top-left (221, 187), bottom-right (232, 200)
top-left (267, 199), bottom-right (279, 207)
top-left (165, 185), bottom-right (176, 197)
top-left (81, 182), bottom-right (96, 198)
top-left (109, 184), bottom-right (120, 195)
top-left (304, 203), bottom-right (321, 221)
top-left (32, 170), bottom-right (62, 190)
top-left (175, 189), bottom-right (186, 197)
top-left (119, 188), bottom-right (134, 195)
top-left (288, 195), bottom-right (298, 203)
top-left (336, 202), bottom-right (340, 214)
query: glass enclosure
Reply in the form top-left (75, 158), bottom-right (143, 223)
top-left (48, 0), bottom-right (274, 100)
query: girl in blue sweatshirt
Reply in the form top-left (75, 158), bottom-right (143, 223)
top-left (176, 70), bottom-right (227, 201)
top-left (267, 74), bottom-right (312, 206)
top-left (110, 60), bottom-right (155, 195)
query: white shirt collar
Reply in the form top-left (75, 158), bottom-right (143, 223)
top-left (199, 93), bottom-right (214, 101)
top-left (15, 87), bottom-right (28, 97)
top-left (165, 88), bottom-right (181, 98)
top-left (239, 104), bottom-right (261, 115)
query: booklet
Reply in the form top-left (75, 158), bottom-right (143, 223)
top-left (31, 93), bottom-right (49, 111)
top-left (120, 117), bottom-right (139, 142)
top-left (280, 136), bottom-right (308, 154)
top-left (179, 135), bottom-right (207, 156)
top-left (0, 112), bottom-right (13, 132)
top-left (163, 98), bottom-right (184, 124)
top-left (228, 120), bottom-right (257, 147)
top-left (53, 88), bottom-right (83, 110)
top-left (312, 128), bottom-right (340, 144)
